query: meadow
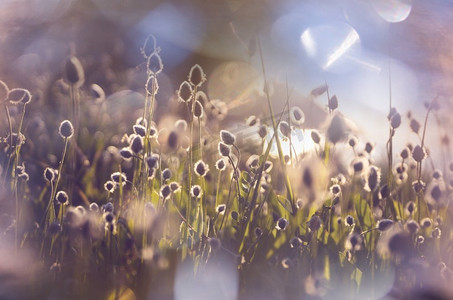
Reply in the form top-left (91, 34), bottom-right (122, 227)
top-left (0, 34), bottom-right (452, 300)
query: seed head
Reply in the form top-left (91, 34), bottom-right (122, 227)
top-left (412, 180), bottom-right (425, 193)
top-left (328, 95), bottom-right (338, 111)
top-left (311, 130), bottom-right (321, 144)
top-left (348, 136), bottom-right (358, 148)
top-left (216, 204), bottom-right (226, 215)
top-left (376, 219), bottom-right (394, 231)
top-left (110, 172), bottom-right (127, 184)
top-left (133, 125), bottom-right (147, 137)
top-left (432, 169), bottom-right (442, 180)
top-left (188, 64), bottom-right (206, 87)
top-left (160, 185), bottom-right (171, 200)
top-left (103, 202), bottom-right (114, 213)
top-left (364, 165), bottom-right (381, 192)
top-left (308, 215), bottom-right (322, 232)
top-left (194, 160), bottom-right (209, 177)
top-left (220, 130), bottom-right (236, 145)
top-left (119, 148), bottom-right (133, 160)
top-left (190, 185), bottom-right (202, 198)
top-left (104, 212), bottom-right (114, 223)
top-left (89, 202), bottom-right (99, 212)
top-left (64, 56), bottom-right (85, 87)
top-left (146, 154), bottom-right (159, 169)
top-left (193, 100), bottom-right (204, 118)
top-left (410, 119), bottom-right (420, 134)
top-left (390, 112), bottom-right (401, 129)
top-left (254, 227), bottom-right (263, 238)
top-left (177, 81), bottom-right (193, 103)
top-left (215, 158), bottom-right (226, 171)
top-left (56, 191), bottom-right (69, 205)
top-left (162, 168), bottom-right (172, 181)
top-left (330, 184), bottom-right (341, 196)
top-left (130, 135), bottom-right (144, 154)
top-left (406, 220), bottom-right (420, 234)
top-left (90, 84), bottom-right (105, 101)
top-left (175, 119), bottom-right (188, 132)
top-left (246, 115), bottom-right (259, 126)
top-left (364, 142), bottom-right (374, 154)
top-left (404, 201), bottom-right (416, 216)
top-left (345, 215), bottom-right (355, 226)
top-left (104, 181), bottom-right (115, 193)
top-left (59, 120), bottom-right (74, 139)
top-left (279, 121), bottom-right (291, 138)
top-left (276, 217), bottom-right (288, 231)
top-left (218, 142), bottom-right (231, 157)
top-left (421, 217), bottom-right (432, 228)
top-left (290, 106), bottom-right (305, 125)
top-left (169, 181), bottom-right (181, 193)
top-left (44, 167), bottom-right (55, 182)
top-left (146, 51), bottom-right (163, 75)
top-left (258, 125), bottom-right (268, 139)
top-left (345, 233), bottom-right (362, 251)
top-left (7, 88), bottom-right (32, 105)
top-left (412, 145), bottom-right (426, 162)
top-left (290, 237), bottom-right (302, 248)
top-left (432, 227), bottom-right (441, 239)
top-left (400, 147), bottom-right (410, 159)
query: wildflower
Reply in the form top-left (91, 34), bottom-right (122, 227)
top-left (136, 117), bottom-right (148, 128)
top-left (218, 142), bottom-right (231, 157)
top-left (208, 237), bottom-right (221, 251)
top-left (146, 51), bottom-right (163, 75)
top-left (162, 168), bottom-right (172, 181)
top-left (345, 215), bottom-right (355, 226)
top-left (330, 184), bottom-right (341, 196)
top-left (390, 112), bottom-right (401, 129)
top-left (188, 64), bottom-right (206, 87)
top-left (290, 237), bottom-right (302, 248)
top-left (43, 167), bottom-right (55, 183)
top-left (216, 204), bottom-right (226, 215)
top-left (215, 158), bottom-right (226, 171)
top-left (311, 130), bottom-right (321, 144)
top-left (146, 154), bottom-right (159, 169)
top-left (246, 115), bottom-right (259, 126)
top-left (220, 130), bottom-right (236, 145)
top-left (119, 148), bottom-right (133, 160)
top-left (412, 145), bottom-right (426, 162)
top-left (290, 106), bottom-right (305, 125)
top-left (193, 100), bottom-right (204, 118)
top-left (364, 165), bottom-right (381, 192)
top-left (194, 160), bottom-right (209, 177)
top-left (169, 181), bottom-right (181, 193)
top-left (376, 219), bottom-right (394, 231)
top-left (103, 202), bottom-right (114, 213)
top-left (133, 124), bottom-right (147, 137)
top-left (276, 217), bottom-right (288, 231)
top-left (190, 185), bottom-right (202, 198)
top-left (160, 185), bottom-right (171, 200)
top-left (258, 125), bottom-right (267, 139)
top-left (410, 118), bottom-right (420, 134)
top-left (64, 56), bottom-right (84, 87)
top-left (104, 181), bottom-right (115, 193)
top-left (400, 147), bottom-right (410, 159)
top-left (59, 120), bottom-right (74, 139)
top-left (347, 136), bottom-right (358, 148)
top-left (254, 227), bottom-right (263, 238)
top-left (364, 142), bottom-right (374, 154)
top-left (308, 215), bottom-right (322, 232)
top-left (279, 121), bottom-right (291, 138)
top-left (420, 217), bottom-right (432, 228)
top-left (56, 191), bottom-right (69, 205)
top-left (328, 95), bottom-right (338, 111)
top-left (110, 172), bottom-right (127, 184)
top-left (130, 135), bottom-right (143, 154)
top-left (263, 161), bottom-right (273, 173)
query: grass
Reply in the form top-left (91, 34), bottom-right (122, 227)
top-left (0, 35), bottom-right (452, 300)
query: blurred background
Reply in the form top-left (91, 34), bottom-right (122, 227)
top-left (0, 0), bottom-right (452, 160)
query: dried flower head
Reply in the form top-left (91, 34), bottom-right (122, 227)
top-left (220, 130), bottom-right (236, 145)
top-left (246, 115), bottom-right (259, 126)
top-left (410, 118), bottom-right (420, 134)
top-left (194, 160), bottom-right (209, 177)
top-left (56, 191), bottom-right (69, 205)
top-left (190, 185), bottom-right (202, 198)
top-left (147, 51), bottom-right (163, 75)
top-left (110, 172), bottom-right (127, 184)
top-left (193, 100), bottom-right (204, 118)
top-left (188, 64), bottom-right (206, 87)
top-left (348, 136), bottom-right (358, 148)
top-left (44, 167), bottom-right (55, 182)
top-left (258, 125), bottom-right (268, 139)
top-left (104, 181), bottom-right (115, 193)
top-left (279, 121), bottom-right (291, 138)
top-left (59, 120), bottom-right (74, 139)
top-left (290, 106), bottom-right (305, 125)
top-left (290, 237), bottom-right (302, 248)
top-left (276, 217), bottom-right (288, 231)
top-left (390, 112), bottom-right (401, 129)
top-left (412, 145), bottom-right (426, 162)
top-left (146, 154), bottom-right (159, 169)
top-left (90, 84), bottom-right (105, 101)
top-left (345, 233), bottom-right (362, 251)
top-left (404, 201), bottom-right (416, 216)
top-left (406, 220), bottom-right (420, 234)
top-left (215, 158), bottom-right (226, 171)
top-left (218, 142), bottom-right (231, 157)
top-left (7, 88), bottom-right (32, 105)
top-left (216, 204), bottom-right (226, 215)
top-left (308, 215), bottom-right (322, 232)
top-left (328, 95), bottom-right (338, 111)
top-left (64, 56), bottom-right (85, 87)
top-left (376, 219), bottom-right (394, 231)
top-left (119, 148), bottom-right (133, 160)
top-left (177, 81), bottom-right (192, 103)
top-left (130, 135), bottom-right (144, 154)
top-left (160, 185), bottom-right (171, 200)
top-left (420, 217), bottom-right (432, 228)
top-left (133, 125), bottom-right (147, 137)
top-left (162, 168), bottom-right (172, 181)
top-left (169, 181), bottom-right (181, 193)
top-left (364, 165), bottom-right (381, 192)
top-left (330, 184), bottom-right (341, 196)
top-left (89, 202), bottom-right (99, 212)
top-left (345, 215), bottom-right (355, 226)
top-left (400, 147), bottom-right (410, 159)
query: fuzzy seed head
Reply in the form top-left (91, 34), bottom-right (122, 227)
top-left (177, 81), bottom-right (193, 103)
top-left (328, 95), bottom-right (338, 111)
top-left (162, 168), bottom-right (172, 181)
top-left (130, 135), bottom-right (144, 154)
top-left (215, 158), bottom-right (226, 171)
top-left (56, 191), bottom-right (69, 205)
top-left (7, 88), bottom-right (32, 105)
top-left (216, 204), bottom-right (226, 215)
top-left (133, 125), bottom-right (147, 137)
top-left (89, 203), bottom-right (99, 212)
top-left (279, 121), bottom-right (291, 138)
top-left (376, 219), bottom-right (394, 231)
top-left (290, 106), bottom-right (305, 125)
top-left (246, 115), bottom-right (259, 126)
top-left (276, 217), bottom-right (288, 231)
top-left (59, 120), bottom-right (74, 139)
top-left (190, 185), bottom-right (202, 198)
top-left (119, 148), bottom-right (133, 160)
top-left (311, 130), bottom-right (321, 144)
top-left (194, 160), bottom-right (209, 177)
top-left (218, 142), bottom-right (231, 157)
top-left (258, 125), bottom-right (268, 139)
top-left (193, 100), bottom-right (204, 118)
top-left (220, 130), bottom-right (236, 145)
top-left (146, 154), bottom-right (159, 169)
top-left (104, 181), bottom-right (115, 193)
top-left (345, 215), bottom-right (355, 226)
top-left (390, 112), bottom-right (401, 129)
top-left (64, 56), bottom-right (84, 87)
top-left (160, 185), bottom-right (171, 200)
top-left (330, 184), bottom-right (341, 196)
top-left (169, 181), bottom-right (181, 193)
top-left (110, 172), bottom-right (126, 184)
top-left (410, 119), bottom-right (420, 134)
top-left (308, 215), bottom-right (322, 232)
top-left (44, 167), bottom-right (55, 182)
top-left (147, 52), bottom-right (163, 75)
top-left (188, 64), bottom-right (206, 87)
top-left (412, 145), bottom-right (426, 162)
